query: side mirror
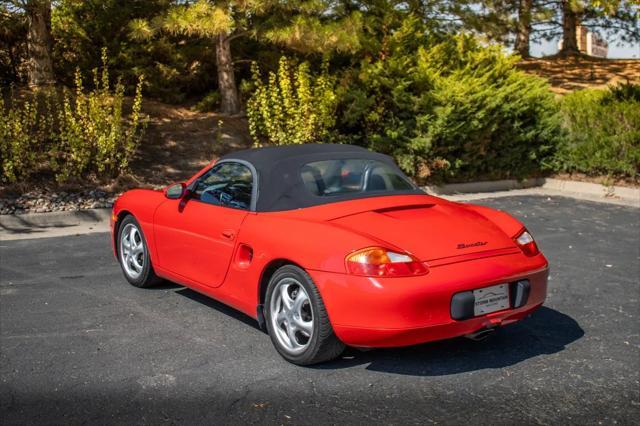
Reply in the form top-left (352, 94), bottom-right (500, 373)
top-left (165, 182), bottom-right (187, 199)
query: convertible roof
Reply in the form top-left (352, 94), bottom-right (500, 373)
top-left (218, 144), bottom-right (422, 212)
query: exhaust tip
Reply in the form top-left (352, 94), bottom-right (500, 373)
top-left (465, 327), bottom-right (496, 341)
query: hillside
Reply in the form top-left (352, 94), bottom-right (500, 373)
top-left (128, 100), bottom-right (251, 188)
top-left (518, 56), bottom-right (640, 94)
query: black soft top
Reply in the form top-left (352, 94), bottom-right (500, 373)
top-left (218, 144), bottom-right (423, 212)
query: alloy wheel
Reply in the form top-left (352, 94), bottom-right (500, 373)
top-left (120, 223), bottom-right (145, 280)
top-left (269, 277), bottom-right (314, 355)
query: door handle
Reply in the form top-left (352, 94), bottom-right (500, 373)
top-left (221, 229), bottom-right (235, 240)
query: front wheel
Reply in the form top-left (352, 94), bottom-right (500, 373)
top-left (117, 215), bottom-right (161, 288)
top-left (265, 265), bottom-right (345, 365)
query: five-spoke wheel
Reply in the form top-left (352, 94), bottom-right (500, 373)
top-left (120, 223), bottom-right (145, 280)
top-left (265, 265), bottom-right (345, 365)
top-left (117, 215), bottom-right (161, 288)
top-left (270, 278), bottom-right (314, 355)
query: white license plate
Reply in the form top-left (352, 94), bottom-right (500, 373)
top-left (473, 283), bottom-right (510, 316)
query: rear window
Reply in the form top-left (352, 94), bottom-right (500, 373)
top-left (301, 159), bottom-right (415, 197)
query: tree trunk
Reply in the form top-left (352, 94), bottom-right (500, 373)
top-left (514, 0), bottom-right (532, 58)
top-left (560, 0), bottom-right (580, 55)
top-left (26, 0), bottom-right (54, 87)
top-left (215, 33), bottom-right (240, 114)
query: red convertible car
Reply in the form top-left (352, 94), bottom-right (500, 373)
top-left (111, 144), bottom-right (548, 365)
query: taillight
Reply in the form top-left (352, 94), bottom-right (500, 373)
top-left (515, 229), bottom-right (539, 256)
top-left (345, 247), bottom-right (429, 277)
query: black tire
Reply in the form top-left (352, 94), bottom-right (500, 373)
top-left (116, 215), bottom-right (162, 288)
top-left (264, 265), bottom-right (345, 365)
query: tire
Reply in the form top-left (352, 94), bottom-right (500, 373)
top-left (265, 265), bottom-right (345, 365)
top-left (117, 215), bottom-right (162, 288)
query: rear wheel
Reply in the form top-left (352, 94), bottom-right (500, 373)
top-left (117, 215), bottom-right (161, 288)
top-left (265, 265), bottom-right (345, 365)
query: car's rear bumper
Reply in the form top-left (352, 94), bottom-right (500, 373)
top-left (309, 252), bottom-right (548, 348)
top-left (333, 301), bottom-right (543, 347)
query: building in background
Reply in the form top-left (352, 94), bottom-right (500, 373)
top-left (558, 26), bottom-right (609, 58)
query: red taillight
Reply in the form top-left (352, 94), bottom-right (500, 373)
top-left (515, 230), bottom-right (539, 256)
top-left (345, 247), bottom-right (429, 277)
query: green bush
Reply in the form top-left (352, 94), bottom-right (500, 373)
top-left (193, 90), bottom-right (221, 112)
top-left (247, 56), bottom-right (338, 146)
top-left (550, 83), bottom-right (640, 178)
top-left (0, 92), bottom-right (55, 182)
top-left (0, 49), bottom-right (145, 184)
top-left (51, 0), bottom-right (217, 104)
top-left (336, 31), bottom-right (561, 182)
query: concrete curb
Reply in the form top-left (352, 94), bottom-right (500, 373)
top-left (1, 179), bottom-right (638, 241)
top-left (424, 178), bottom-right (542, 195)
top-left (426, 178), bottom-right (639, 204)
top-left (1, 208), bottom-right (111, 241)
top-left (540, 178), bottom-right (640, 201)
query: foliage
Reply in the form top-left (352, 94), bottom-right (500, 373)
top-left (125, 0), bottom-right (362, 111)
top-left (549, 83), bottom-right (640, 178)
top-left (0, 92), bottom-right (51, 182)
top-left (262, 12), bottom-right (362, 54)
top-left (1, 49), bottom-right (145, 183)
top-left (247, 57), bottom-right (338, 146)
top-left (337, 32), bottom-right (561, 182)
top-left (454, 0), bottom-right (639, 55)
top-left (193, 90), bottom-right (221, 112)
top-left (3, 0), bottom-right (638, 186)
top-left (0, 2), bottom-right (28, 85)
top-left (51, 0), bottom-right (216, 103)
top-left (602, 80), bottom-right (640, 103)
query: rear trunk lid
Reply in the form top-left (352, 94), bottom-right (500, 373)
top-left (329, 201), bottom-right (517, 261)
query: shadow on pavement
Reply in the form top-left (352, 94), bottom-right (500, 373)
top-left (318, 307), bottom-right (584, 376)
top-left (175, 287), bottom-right (263, 331)
top-left (169, 282), bottom-right (583, 376)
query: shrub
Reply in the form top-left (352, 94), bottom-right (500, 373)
top-left (337, 32), bottom-right (561, 182)
top-left (247, 56), bottom-right (337, 146)
top-left (193, 90), bottom-right (221, 112)
top-left (550, 83), bottom-right (640, 178)
top-left (0, 49), bottom-right (145, 184)
top-left (0, 92), bottom-right (56, 182)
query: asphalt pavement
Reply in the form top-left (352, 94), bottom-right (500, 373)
top-left (1, 195), bottom-right (638, 425)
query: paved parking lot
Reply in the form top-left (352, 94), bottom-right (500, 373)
top-left (1, 195), bottom-right (638, 425)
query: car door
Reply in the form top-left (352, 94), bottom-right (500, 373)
top-left (153, 161), bottom-right (255, 288)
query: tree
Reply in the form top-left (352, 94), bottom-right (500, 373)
top-left (0, 2), bottom-right (28, 84)
top-left (514, 0), bottom-right (533, 56)
top-left (50, 0), bottom-right (208, 102)
top-left (579, 0), bottom-right (640, 45)
top-left (554, 0), bottom-right (639, 56)
top-left (454, 0), bottom-right (639, 57)
top-left (559, 0), bottom-right (582, 54)
top-left (130, 0), bottom-right (362, 114)
top-left (450, 1), bottom-right (550, 58)
top-left (1, 0), bottom-right (54, 85)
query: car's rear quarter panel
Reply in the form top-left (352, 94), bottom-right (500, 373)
top-left (225, 213), bottom-right (379, 309)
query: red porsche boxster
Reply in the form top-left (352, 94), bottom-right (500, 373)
top-left (111, 144), bottom-right (548, 365)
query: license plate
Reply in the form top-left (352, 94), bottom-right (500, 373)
top-left (473, 283), bottom-right (510, 316)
